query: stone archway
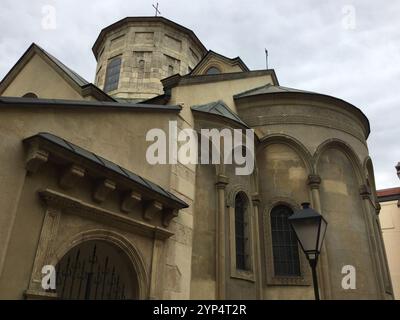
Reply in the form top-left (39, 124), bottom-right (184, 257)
top-left (51, 230), bottom-right (149, 300)
top-left (55, 240), bottom-right (138, 300)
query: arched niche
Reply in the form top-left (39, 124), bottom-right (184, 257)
top-left (257, 141), bottom-right (310, 202)
top-left (313, 138), bottom-right (364, 185)
top-left (258, 134), bottom-right (313, 175)
top-left (363, 156), bottom-right (378, 203)
top-left (316, 145), bottom-right (379, 298)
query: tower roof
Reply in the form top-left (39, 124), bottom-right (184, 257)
top-left (92, 16), bottom-right (208, 59)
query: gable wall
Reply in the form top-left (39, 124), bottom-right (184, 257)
top-left (1, 54), bottom-right (84, 100)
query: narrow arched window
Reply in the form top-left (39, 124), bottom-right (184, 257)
top-left (138, 59), bottom-right (145, 79)
top-left (22, 92), bottom-right (38, 98)
top-left (206, 66), bottom-right (220, 75)
top-left (168, 65), bottom-right (174, 77)
top-left (270, 205), bottom-right (301, 276)
top-left (104, 56), bottom-right (122, 93)
top-left (235, 192), bottom-right (248, 270)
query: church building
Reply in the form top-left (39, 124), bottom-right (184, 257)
top-left (0, 16), bottom-right (393, 299)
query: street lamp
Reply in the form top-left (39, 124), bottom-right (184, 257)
top-left (288, 202), bottom-right (328, 300)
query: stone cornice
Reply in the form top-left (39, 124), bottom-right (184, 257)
top-left (236, 91), bottom-right (370, 139)
top-left (307, 174), bottom-right (322, 190)
top-left (23, 133), bottom-right (187, 227)
top-left (39, 189), bottom-right (174, 240)
top-left (244, 113), bottom-right (366, 144)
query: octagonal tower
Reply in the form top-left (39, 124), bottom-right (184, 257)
top-left (92, 17), bottom-right (207, 102)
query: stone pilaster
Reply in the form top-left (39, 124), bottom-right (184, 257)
top-left (215, 174), bottom-right (228, 300)
top-left (359, 183), bottom-right (387, 298)
top-left (307, 174), bottom-right (331, 300)
top-left (251, 193), bottom-right (263, 299)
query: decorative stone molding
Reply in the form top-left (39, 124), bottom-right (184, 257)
top-left (50, 229), bottom-right (150, 299)
top-left (93, 179), bottom-right (116, 203)
top-left (23, 133), bottom-right (187, 228)
top-left (162, 208), bottom-right (178, 227)
top-left (143, 201), bottom-right (163, 221)
top-left (26, 204), bottom-right (61, 295)
top-left (215, 174), bottom-right (229, 189)
top-left (39, 189), bottom-right (173, 240)
top-left (243, 107), bottom-right (366, 144)
top-left (24, 289), bottom-right (58, 300)
top-left (121, 191), bottom-right (142, 213)
top-left (59, 164), bottom-right (85, 189)
top-left (307, 174), bottom-right (321, 189)
top-left (26, 144), bottom-right (48, 173)
top-left (359, 184), bottom-right (372, 200)
top-left (251, 193), bottom-right (261, 205)
top-left (225, 183), bottom-right (251, 207)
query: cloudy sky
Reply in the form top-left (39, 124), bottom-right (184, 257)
top-left (1, 0), bottom-right (399, 189)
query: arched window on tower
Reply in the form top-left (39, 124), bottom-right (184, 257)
top-left (138, 59), bottom-right (145, 80)
top-left (270, 205), bottom-right (301, 276)
top-left (22, 92), bottom-right (38, 98)
top-left (235, 192), bottom-right (249, 270)
top-left (104, 56), bottom-right (122, 93)
top-left (206, 66), bottom-right (220, 75)
top-left (168, 65), bottom-right (174, 77)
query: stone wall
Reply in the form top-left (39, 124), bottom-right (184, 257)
top-left (94, 20), bottom-right (205, 101)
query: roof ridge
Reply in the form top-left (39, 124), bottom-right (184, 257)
top-left (34, 43), bottom-right (90, 86)
top-left (233, 83), bottom-right (272, 98)
top-left (191, 100), bottom-right (248, 127)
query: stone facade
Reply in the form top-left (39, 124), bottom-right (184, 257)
top-left (93, 17), bottom-right (207, 101)
top-left (0, 16), bottom-right (394, 300)
top-left (378, 187), bottom-right (400, 299)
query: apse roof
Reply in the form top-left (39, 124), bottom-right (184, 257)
top-left (233, 83), bottom-right (371, 138)
top-left (191, 100), bottom-right (248, 127)
top-left (23, 132), bottom-right (189, 208)
top-left (234, 83), bottom-right (315, 99)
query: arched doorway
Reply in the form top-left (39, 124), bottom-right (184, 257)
top-left (55, 240), bottom-right (139, 300)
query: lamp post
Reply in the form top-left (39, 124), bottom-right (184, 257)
top-left (288, 202), bottom-right (328, 300)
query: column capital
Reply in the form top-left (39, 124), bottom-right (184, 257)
top-left (359, 184), bottom-right (372, 200)
top-left (375, 202), bottom-right (382, 214)
top-left (251, 193), bottom-right (261, 205)
top-left (307, 174), bottom-right (321, 189)
top-left (216, 174), bottom-right (229, 189)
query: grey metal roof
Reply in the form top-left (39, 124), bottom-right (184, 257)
top-left (234, 84), bottom-right (315, 99)
top-left (189, 50), bottom-right (250, 75)
top-left (0, 96), bottom-right (182, 111)
top-left (191, 100), bottom-right (248, 127)
top-left (36, 44), bottom-right (90, 87)
top-left (23, 132), bottom-right (188, 208)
